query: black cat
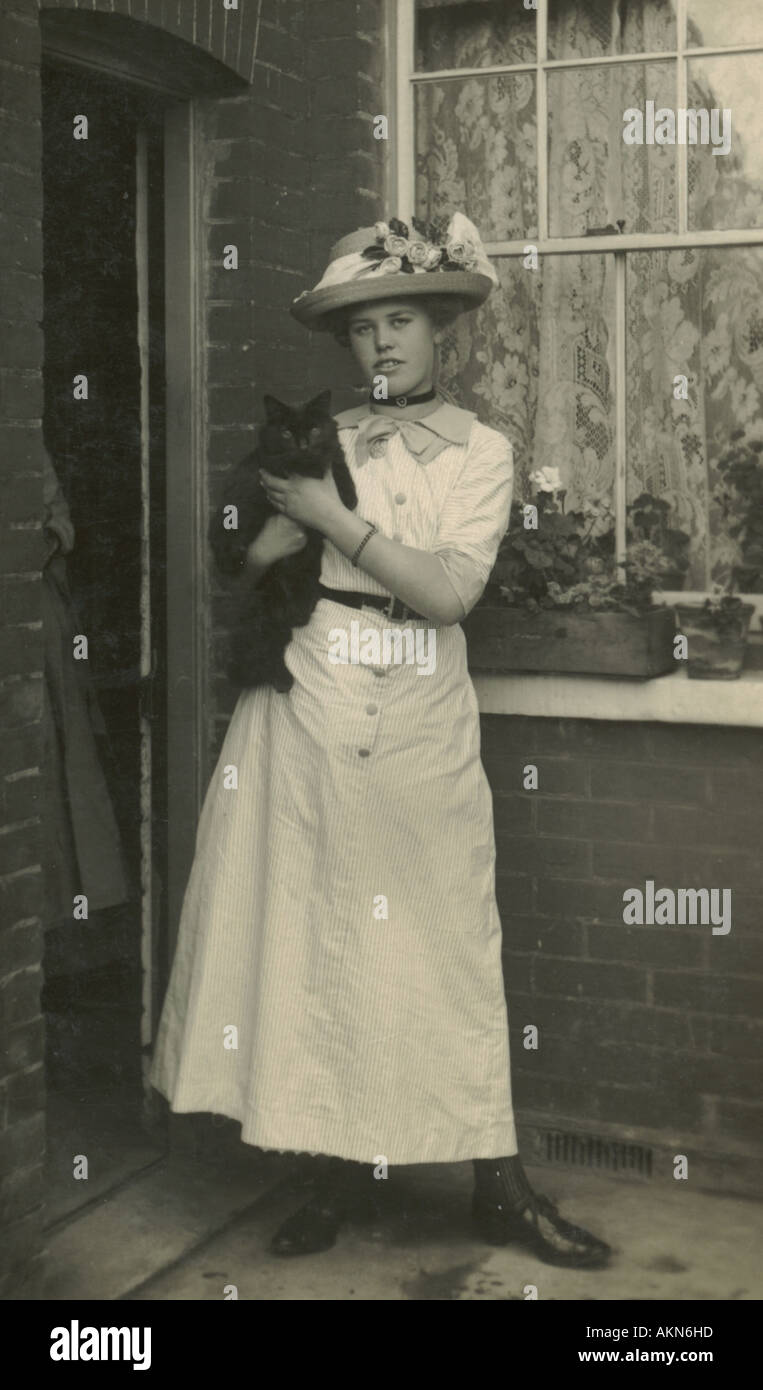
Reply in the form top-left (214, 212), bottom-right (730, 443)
top-left (209, 390), bottom-right (358, 692)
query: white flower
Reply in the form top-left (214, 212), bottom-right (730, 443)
top-left (407, 239), bottom-right (429, 266)
top-left (374, 221), bottom-right (390, 239)
top-left (446, 238), bottom-right (468, 263)
top-left (422, 245), bottom-right (443, 270)
top-left (377, 255), bottom-right (403, 274)
top-left (530, 466), bottom-right (564, 493)
top-left (384, 234), bottom-right (409, 257)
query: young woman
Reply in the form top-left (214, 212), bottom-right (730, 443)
top-left (150, 213), bottom-right (610, 1271)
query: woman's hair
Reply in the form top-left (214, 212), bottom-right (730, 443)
top-left (324, 294), bottom-right (467, 348)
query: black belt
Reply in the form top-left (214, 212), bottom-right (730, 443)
top-left (317, 583), bottom-right (426, 622)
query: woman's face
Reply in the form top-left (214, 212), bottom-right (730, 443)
top-left (345, 299), bottom-right (441, 398)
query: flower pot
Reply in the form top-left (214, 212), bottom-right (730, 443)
top-left (674, 602), bottom-right (755, 680)
top-left (462, 605), bottom-right (677, 678)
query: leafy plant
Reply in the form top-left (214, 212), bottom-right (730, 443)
top-left (489, 481), bottom-right (689, 615)
top-left (700, 594), bottom-right (753, 636)
top-left (626, 492), bottom-right (690, 586)
top-left (713, 429), bottom-right (763, 592)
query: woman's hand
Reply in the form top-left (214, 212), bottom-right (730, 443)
top-left (259, 466), bottom-right (346, 534)
top-left (248, 515), bottom-right (308, 569)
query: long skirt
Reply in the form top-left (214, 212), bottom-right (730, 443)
top-left (41, 556), bottom-right (130, 927)
top-left (149, 596), bottom-right (517, 1164)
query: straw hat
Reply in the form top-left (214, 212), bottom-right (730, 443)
top-left (290, 212), bottom-right (498, 330)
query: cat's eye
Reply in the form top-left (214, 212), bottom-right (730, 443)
top-left (281, 428), bottom-right (292, 439)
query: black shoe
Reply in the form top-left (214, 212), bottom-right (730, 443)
top-left (472, 1188), bottom-right (611, 1269)
top-left (270, 1191), bottom-right (346, 1256)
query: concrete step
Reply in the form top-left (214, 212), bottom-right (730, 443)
top-left (42, 1148), bottom-right (287, 1300)
top-left (45, 1091), bottom-right (162, 1228)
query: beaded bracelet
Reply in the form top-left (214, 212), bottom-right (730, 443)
top-left (351, 522), bottom-right (378, 568)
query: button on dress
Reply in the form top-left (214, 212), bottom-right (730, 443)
top-left (150, 402), bottom-right (518, 1164)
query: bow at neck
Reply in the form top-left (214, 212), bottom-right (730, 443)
top-left (334, 401), bottom-right (476, 466)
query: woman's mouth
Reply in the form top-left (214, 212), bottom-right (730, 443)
top-left (375, 358), bottom-right (405, 371)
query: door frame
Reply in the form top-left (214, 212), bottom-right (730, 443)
top-left (163, 101), bottom-right (207, 964)
top-left (39, 11), bottom-right (241, 1037)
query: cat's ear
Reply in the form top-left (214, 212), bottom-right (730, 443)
top-left (307, 389), bottom-right (332, 414)
top-left (263, 395), bottom-right (288, 424)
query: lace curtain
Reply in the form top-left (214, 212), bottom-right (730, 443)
top-left (415, 0), bottom-right (763, 588)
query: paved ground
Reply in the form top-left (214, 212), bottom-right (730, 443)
top-left (43, 1149), bottom-right (763, 1302)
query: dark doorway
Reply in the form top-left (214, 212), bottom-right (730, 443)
top-left (40, 61), bottom-right (169, 1220)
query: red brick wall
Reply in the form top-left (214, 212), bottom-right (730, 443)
top-left (42, 0), bottom-right (262, 85)
top-left (207, 0), bottom-right (389, 746)
top-left (203, 0), bottom-right (311, 744)
top-left (0, 2), bottom-right (47, 1299)
top-left (482, 715), bottom-right (763, 1181)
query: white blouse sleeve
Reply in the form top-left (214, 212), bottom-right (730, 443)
top-left (433, 428), bottom-right (514, 618)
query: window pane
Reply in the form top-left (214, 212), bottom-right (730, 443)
top-left (687, 56), bottom-right (763, 231)
top-left (415, 75), bottom-right (537, 240)
top-left (435, 254), bottom-right (616, 511)
top-left (626, 247), bottom-right (763, 589)
top-left (548, 62), bottom-right (676, 236)
top-left (414, 0), bottom-right (536, 72)
top-left (548, 0), bottom-right (677, 59)
top-left (688, 0), bottom-right (763, 48)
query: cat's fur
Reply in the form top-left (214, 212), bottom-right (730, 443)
top-left (209, 390), bottom-right (357, 692)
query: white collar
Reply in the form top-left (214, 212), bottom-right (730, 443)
top-left (334, 399), bottom-right (476, 445)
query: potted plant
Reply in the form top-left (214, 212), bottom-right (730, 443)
top-left (462, 470), bottom-right (684, 678)
top-left (626, 492), bottom-right (691, 590)
top-left (667, 429), bottom-right (762, 679)
top-left (674, 586), bottom-right (755, 680)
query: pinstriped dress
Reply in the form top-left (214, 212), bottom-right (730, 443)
top-left (150, 401), bottom-right (518, 1164)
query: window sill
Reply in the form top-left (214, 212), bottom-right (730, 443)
top-left (472, 665), bottom-right (763, 728)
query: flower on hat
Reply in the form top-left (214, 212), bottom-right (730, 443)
top-left (407, 239), bottom-right (430, 266)
top-left (446, 237), bottom-right (481, 272)
top-left (448, 239), bottom-right (471, 265)
top-left (360, 214), bottom-right (489, 280)
top-left (446, 239), bottom-right (467, 262)
top-left (383, 233), bottom-right (410, 257)
top-left (289, 209), bottom-right (498, 327)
